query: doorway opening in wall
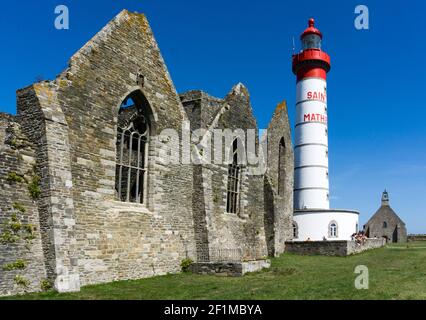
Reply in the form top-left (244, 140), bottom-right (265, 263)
top-left (392, 226), bottom-right (398, 243)
top-left (292, 222), bottom-right (299, 239)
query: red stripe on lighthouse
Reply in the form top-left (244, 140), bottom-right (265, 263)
top-left (297, 67), bottom-right (327, 82)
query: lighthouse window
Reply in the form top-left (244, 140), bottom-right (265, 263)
top-left (329, 221), bottom-right (338, 238)
top-left (326, 171), bottom-right (329, 179)
top-left (325, 150), bottom-right (329, 158)
top-left (226, 138), bottom-right (243, 215)
top-left (302, 34), bottom-right (321, 50)
top-left (293, 222), bottom-right (299, 239)
top-left (325, 128), bottom-right (328, 136)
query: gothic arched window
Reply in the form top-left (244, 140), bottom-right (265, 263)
top-left (115, 93), bottom-right (150, 204)
top-left (383, 221), bottom-right (388, 229)
top-left (226, 139), bottom-right (243, 214)
top-left (278, 138), bottom-right (286, 196)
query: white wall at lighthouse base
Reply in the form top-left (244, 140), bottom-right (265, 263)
top-left (294, 209), bottom-right (359, 241)
top-left (294, 189), bottom-right (330, 210)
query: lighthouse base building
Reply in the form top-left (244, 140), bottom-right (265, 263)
top-left (293, 210), bottom-right (359, 241)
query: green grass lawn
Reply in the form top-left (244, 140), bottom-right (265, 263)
top-left (3, 242), bottom-right (426, 300)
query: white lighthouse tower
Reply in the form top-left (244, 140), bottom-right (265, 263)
top-left (292, 19), bottom-right (359, 241)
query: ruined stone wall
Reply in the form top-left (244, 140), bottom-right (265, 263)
top-left (180, 91), bottom-right (223, 131)
top-left (181, 87), bottom-right (294, 262)
top-left (264, 101), bottom-right (294, 256)
top-left (180, 92), bottom-right (210, 260)
top-left (1, 9), bottom-right (296, 295)
top-left (48, 10), bottom-right (195, 286)
top-left (0, 114), bottom-right (47, 296)
top-left (16, 84), bottom-right (80, 293)
top-left (214, 86), bottom-right (268, 260)
top-left (183, 86), bottom-right (269, 262)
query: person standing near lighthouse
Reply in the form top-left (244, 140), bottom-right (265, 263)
top-left (292, 19), bottom-right (359, 241)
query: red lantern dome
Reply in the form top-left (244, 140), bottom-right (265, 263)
top-left (300, 18), bottom-right (323, 39)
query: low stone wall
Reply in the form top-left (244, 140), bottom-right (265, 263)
top-left (347, 239), bottom-right (386, 255)
top-left (285, 239), bottom-right (386, 257)
top-left (408, 235), bottom-right (426, 242)
top-left (285, 241), bottom-right (348, 256)
top-left (190, 260), bottom-right (271, 277)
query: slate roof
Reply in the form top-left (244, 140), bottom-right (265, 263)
top-left (366, 204), bottom-right (406, 227)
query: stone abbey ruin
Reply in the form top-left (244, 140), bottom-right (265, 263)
top-left (0, 10), bottom-right (294, 296)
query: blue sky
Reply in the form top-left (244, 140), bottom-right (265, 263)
top-left (0, 0), bottom-right (425, 233)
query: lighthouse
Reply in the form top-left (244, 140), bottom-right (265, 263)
top-left (292, 19), bottom-right (359, 241)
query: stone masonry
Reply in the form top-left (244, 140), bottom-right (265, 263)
top-left (285, 239), bottom-right (386, 256)
top-left (0, 10), bottom-right (294, 296)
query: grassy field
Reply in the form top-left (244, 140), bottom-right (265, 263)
top-left (3, 242), bottom-right (426, 300)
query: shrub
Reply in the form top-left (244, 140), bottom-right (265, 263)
top-left (9, 139), bottom-right (17, 147)
top-left (14, 275), bottom-right (30, 288)
top-left (2, 260), bottom-right (27, 271)
top-left (23, 224), bottom-right (34, 235)
top-left (10, 222), bottom-right (22, 233)
top-left (13, 203), bottom-right (26, 213)
top-left (7, 172), bottom-right (26, 184)
top-left (0, 230), bottom-right (20, 244)
top-left (181, 259), bottom-right (194, 273)
top-left (40, 279), bottom-right (53, 292)
top-left (0, 212), bottom-right (35, 246)
top-left (28, 175), bottom-right (41, 199)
